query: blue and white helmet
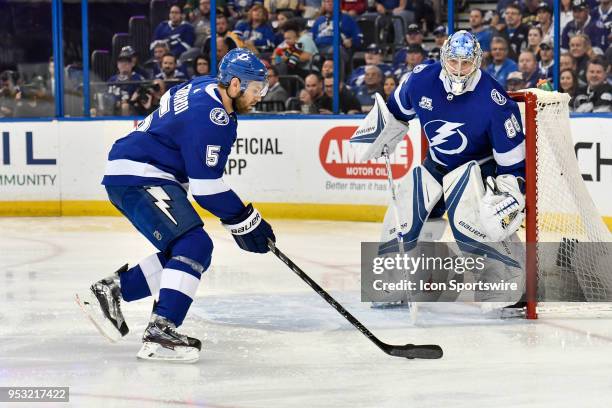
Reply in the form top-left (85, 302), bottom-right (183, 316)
top-left (217, 48), bottom-right (269, 96)
top-left (440, 30), bottom-right (482, 95)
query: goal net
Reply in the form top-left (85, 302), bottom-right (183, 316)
top-left (512, 89), bottom-right (612, 319)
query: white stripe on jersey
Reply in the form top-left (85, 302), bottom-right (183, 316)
top-left (493, 140), bottom-right (525, 167)
top-left (105, 159), bottom-right (179, 183)
top-left (159, 268), bottom-right (200, 299)
top-left (189, 177), bottom-right (230, 196)
top-left (393, 82), bottom-right (416, 117)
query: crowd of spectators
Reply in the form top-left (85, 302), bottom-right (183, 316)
top-left (1, 0), bottom-right (610, 117)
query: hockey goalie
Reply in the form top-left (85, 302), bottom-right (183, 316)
top-left (352, 30), bottom-right (527, 310)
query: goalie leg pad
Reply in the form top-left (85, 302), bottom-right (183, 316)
top-left (443, 162), bottom-right (526, 304)
top-left (442, 161), bottom-right (522, 268)
top-left (379, 165), bottom-right (443, 255)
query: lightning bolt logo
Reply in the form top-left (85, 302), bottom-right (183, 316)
top-left (146, 187), bottom-right (178, 225)
top-left (424, 120), bottom-right (468, 166)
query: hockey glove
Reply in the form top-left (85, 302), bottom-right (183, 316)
top-left (479, 175), bottom-right (525, 242)
top-left (221, 203), bottom-right (275, 253)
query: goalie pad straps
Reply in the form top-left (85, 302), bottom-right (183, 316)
top-left (379, 165), bottom-right (443, 255)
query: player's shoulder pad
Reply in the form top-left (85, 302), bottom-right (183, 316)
top-left (185, 76), bottom-right (233, 125)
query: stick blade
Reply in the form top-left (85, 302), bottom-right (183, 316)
top-left (386, 344), bottom-right (443, 359)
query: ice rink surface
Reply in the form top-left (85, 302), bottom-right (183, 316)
top-left (1, 216), bottom-right (612, 408)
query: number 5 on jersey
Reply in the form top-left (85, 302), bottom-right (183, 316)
top-left (206, 145), bottom-right (221, 167)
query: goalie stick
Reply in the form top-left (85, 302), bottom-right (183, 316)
top-left (267, 239), bottom-right (443, 360)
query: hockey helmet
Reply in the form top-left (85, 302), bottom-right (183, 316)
top-left (440, 30), bottom-right (482, 95)
top-left (217, 48), bottom-right (268, 96)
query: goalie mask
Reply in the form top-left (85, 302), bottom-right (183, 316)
top-left (440, 31), bottom-right (482, 96)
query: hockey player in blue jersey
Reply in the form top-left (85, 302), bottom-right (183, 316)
top-left (76, 48), bottom-right (275, 363)
top-left (358, 31), bottom-right (527, 308)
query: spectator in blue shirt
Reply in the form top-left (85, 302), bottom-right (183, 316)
top-left (106, 48), bottom-right (144, 116)
top-left (354, 65), bottom-right (383, 113)
top-left (152, 5), bottom-right (195, 58)
top-left (470, 8), bottom-right (494, 52)
top-left (312, 0), bottom-right (362, 52)
top-left (561, 0), bottom-right (608, 53)
top-left (234, 4), bottom-right (276, 52)
top-left (347, 44), bottom-right (393, 88)
top-left (591, 0), bottom-right (612, 26)
top-left (486, 36), bottom-right (519, 88)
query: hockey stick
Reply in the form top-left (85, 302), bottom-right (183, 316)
top-left (382, 145), bottom-right (418, 322)
top-left (267, 239), bottom-right (443, 360)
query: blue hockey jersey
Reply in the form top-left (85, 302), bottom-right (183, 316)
top-left (153, 21), bottom-right (195, 57)
top-left (102, 76), bottom-right (245, 220)
top-left (387, 62), bottom-right (525, 179)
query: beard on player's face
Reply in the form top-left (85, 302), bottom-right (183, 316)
top-left (234, 94), bottom-right (253, 114)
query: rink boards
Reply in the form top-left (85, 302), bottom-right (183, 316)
top-left (0, 115), bottom-right (610, 228)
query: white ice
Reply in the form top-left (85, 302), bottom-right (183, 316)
top-left (1, 217), bottom-right (612, 408)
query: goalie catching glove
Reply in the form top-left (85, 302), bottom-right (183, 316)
top-left (221, 203), bottom-right (275, 253)
top-left (479, 175), bottom-right (525, 242)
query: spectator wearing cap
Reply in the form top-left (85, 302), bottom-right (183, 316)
top-left (106, 49), bottom-right (145, 116)
top-left (347, 44), bottom-right (393, 88)
top-left (392, 23), bottom-right (425, 68)
top-left (469, 8), bottom-right (494, 52)
top-left (506, 71), bottom-right (526, 91)
top-left (152, 5), bottom-right (195, 58)
top-left (561, 0), bottom-right (608, 54)
top-left (355, 65), bottom-right (384, 112)
top-left (574, 57), bottom-right (612, 112)
top-left (518, 50), bottom-right (541, 87)
top-left (374, 0), bottom-right (415, 44)
top-left (427, 25), bottom-right (447, 61)
top-left (273, 19), bottom-right (318, 78)
top-left (536, 2), bottom-right (554, 43)
top-left (191, 0), bottom-right (211, 49)
top-left (312, 0), bottom-right (362, 57)
top-left (154, 53), bottom-right (188, 82)
top-left (262, 66), bottom-right (289, 103)
top-left (591, 0), bottom-right (612, 26)
top-left (319, 75), bottom-right (362, 114)
top-left (121, 46), bottom-right (150, 80)
top-left (486, 36), bottom-right (519, 87)
top-left (538, 40), bottom-right (555, 79)
top-left (499, 3), bottom-right (530, 60)
top-left (560, 68), bottom-right (579, 109)
top-left (341, 0), bottom-right (367, 16)
top-left (234, 5), bottom-right (276, 52)
top-left (394, 45), bottom-right (426, 82)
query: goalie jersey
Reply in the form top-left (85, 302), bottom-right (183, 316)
top-left (102, 76), bottom-right (245, 220)
top-left (387, 61), bottom-right (525, 179)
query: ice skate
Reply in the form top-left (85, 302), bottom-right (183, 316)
top-left (137, 314), bottom-right (201, 363)
top-left (75, 264), bottom-right (129, 342)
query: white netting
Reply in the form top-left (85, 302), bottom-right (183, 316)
top-left (521, 89), bottom-right (612, 303)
